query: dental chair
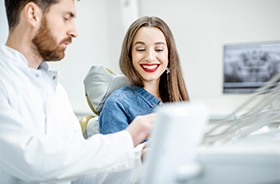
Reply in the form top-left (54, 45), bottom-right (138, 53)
top-left (80, 65), bottom-right (130, 138)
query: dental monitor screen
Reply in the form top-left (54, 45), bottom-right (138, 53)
top-left (223, 41), bottom-right (280, 93)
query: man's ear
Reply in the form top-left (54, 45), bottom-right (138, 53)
top-left (22, 2), bottom-right (43, 28)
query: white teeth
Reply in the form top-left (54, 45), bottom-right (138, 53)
top-left (142, 65), bottom-right (157, 70)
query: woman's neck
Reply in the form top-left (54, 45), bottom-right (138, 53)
top-left (143, 80), bottom-right (161, 100)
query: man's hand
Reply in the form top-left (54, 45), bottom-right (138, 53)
top-left (125, 113), bottom-right (156, 146)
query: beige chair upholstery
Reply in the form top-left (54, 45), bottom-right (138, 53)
top-left (80, 65), bottom-right (130, 138)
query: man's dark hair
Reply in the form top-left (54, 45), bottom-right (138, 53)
top-left (5, 0), bottom-right (59, 30)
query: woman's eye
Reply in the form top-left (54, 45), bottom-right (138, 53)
top-left (155, 48), bottom-right (164, 52)
top-left (136, 48), bottom-right (145, 51)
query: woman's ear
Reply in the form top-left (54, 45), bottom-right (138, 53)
top-left (22, 2), bottom-right (43, 28)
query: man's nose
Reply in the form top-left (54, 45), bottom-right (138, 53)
top-left (68, 25), bottom-right (78, 38)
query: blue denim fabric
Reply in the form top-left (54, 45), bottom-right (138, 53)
top-left (99, 85), bottom-right (161, 134)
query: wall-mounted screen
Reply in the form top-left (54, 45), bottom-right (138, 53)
top-left (223, 41), bottom-right (280, 93)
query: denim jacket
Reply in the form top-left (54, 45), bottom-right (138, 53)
top-left (99, 85), bottom-right (161, 134)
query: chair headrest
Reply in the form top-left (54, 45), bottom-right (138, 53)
top-left (84, 65), bottom-right (130, 114)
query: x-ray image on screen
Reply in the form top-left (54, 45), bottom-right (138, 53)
top-left (223, 41), bottom-right (280, 93)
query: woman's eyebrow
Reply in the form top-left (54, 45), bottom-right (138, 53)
top-left (134, 41), bottom-right (145, 46)
top-left (134, 41), bottom-right (166, 46)
top-left (155, 42), bottom-right (166, 46)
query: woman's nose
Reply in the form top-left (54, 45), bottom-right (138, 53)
top-left (145, 50), bottom-right (156, 61)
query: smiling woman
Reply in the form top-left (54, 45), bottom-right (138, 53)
top-left (98, 16), bottom-right (189, 135)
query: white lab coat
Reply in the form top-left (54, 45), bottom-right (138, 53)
top-left (0, 45), bottom-right (142, 183)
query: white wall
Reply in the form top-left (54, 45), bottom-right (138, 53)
top-left (1, 0), bottom-right (280, 116)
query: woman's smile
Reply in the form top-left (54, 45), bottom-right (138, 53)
top-left (140, 64), bottom-right (160, 72)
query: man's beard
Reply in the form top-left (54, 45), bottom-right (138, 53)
top-left (32, 17), bottom-right (71, 61)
